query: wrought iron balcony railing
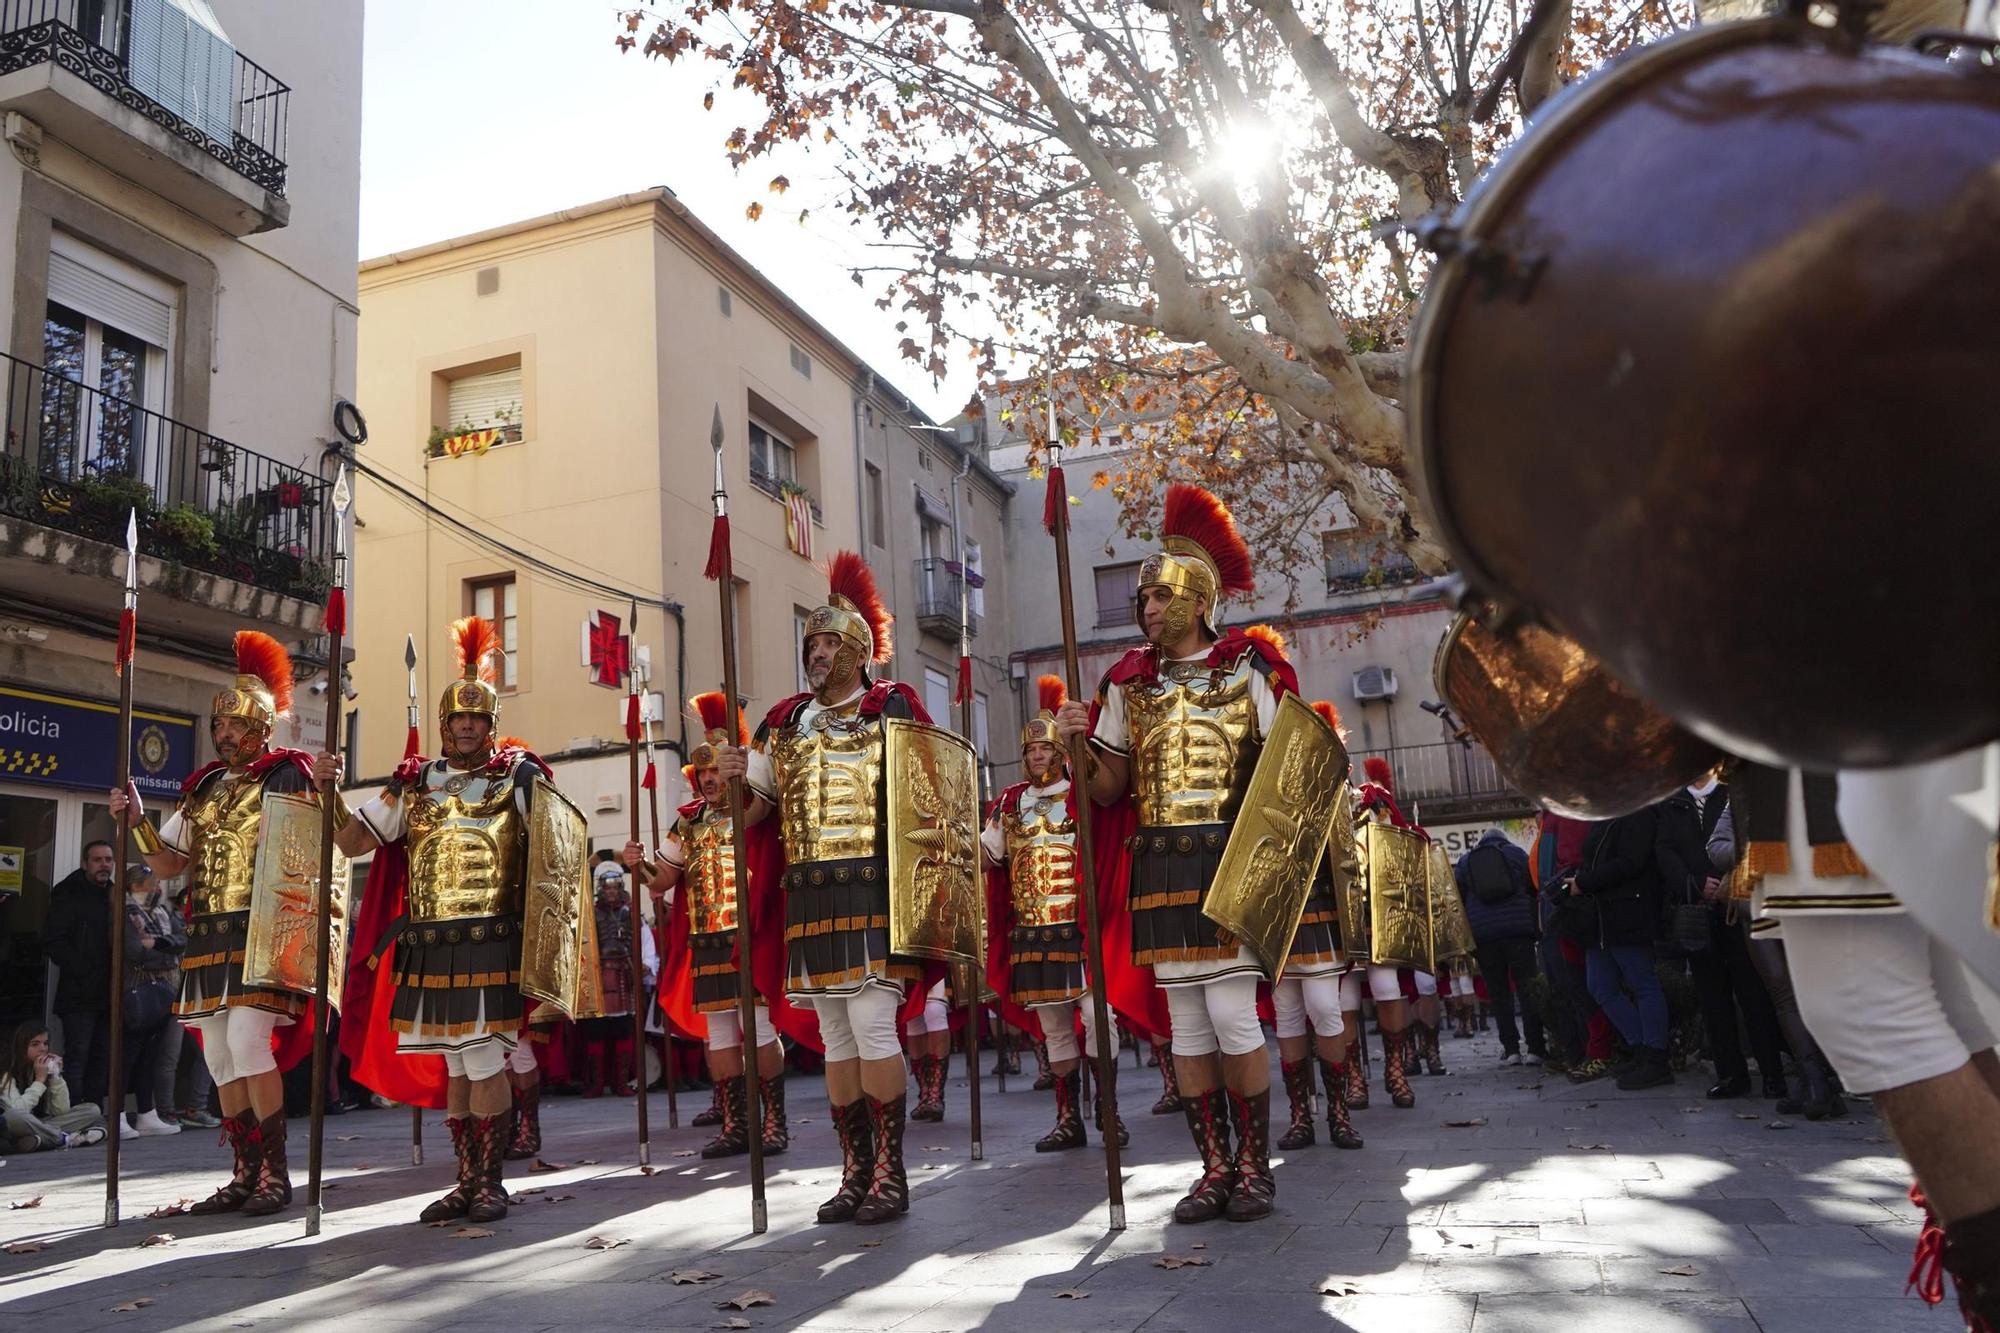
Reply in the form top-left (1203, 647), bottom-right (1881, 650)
top-left (914, 555), bottom-right (980, 639)
top-left (0, 0), bottom-right (290, 195)
top-left (1350, 741), bottom-right (1521, 812)
top-left (0, 351), bottom-right (332, 600)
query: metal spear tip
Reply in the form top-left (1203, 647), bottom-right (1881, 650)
top-left (332, 464), bottom-right (352, 516)
top-left (710, 403), bottom-right (725, 450)
top-left (403, 634), bottom-right (417, 671)
top-left (124, 508), bottom-right (139, 556)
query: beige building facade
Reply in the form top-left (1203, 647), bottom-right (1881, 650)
top-left (0, 0), bottom-right (364, 1027)
top-left (351, 189), bottom-right (1020, 848)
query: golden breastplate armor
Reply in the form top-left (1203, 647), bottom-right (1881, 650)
top-left (1125, 657), bottom-right (1260, 826)
top-left (184, 770), bottom-right (269, 915)
top-left (770, 704), bottom-right (885, 864)
top-left (683, 812), bottom-right (741, 934)
top-left (405, 766), bottom-right (527, 922)
top-left (1004, 791), bottom-right (1078, 927)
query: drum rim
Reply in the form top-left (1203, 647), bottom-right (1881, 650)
top-left (1402, 16), bottom-right (1823, 633)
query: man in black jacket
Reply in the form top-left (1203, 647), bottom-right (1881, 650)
top-left (1657, 780), bottom-right (1785, 1100)
top-left (1575, 807), bottom-right (1672, 1090)
top-left (43, 839), bottom-right (117, 1108)
top-left (1455, 829), bottom-right (1546, 1065)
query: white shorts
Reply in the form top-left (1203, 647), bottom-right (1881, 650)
top-left (1782, 911), bottom-right (1997, 1094)
top-left (1165, 976), bottom-right (1265, 1058)
top-left (1273, 975), bottom-right (1345, 1040)
top-left (815, 984), bottom-right (904, 1063)
top-left (706, 1004), bottom-right (777, 1051)
top-left (187, 1008), bottom-right (281, 1084)
top-left (1341, 964), bottom-right (1407, 1008)
top-left (1031, 996), bottom-right (1101, 1064)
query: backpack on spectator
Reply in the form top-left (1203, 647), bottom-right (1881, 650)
top-left (1467, 844), bottom-right (1517, 905)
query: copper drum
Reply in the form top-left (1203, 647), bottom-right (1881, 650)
top-left (1435, 613), bottom-right (1724, 819)
top-left (1406, 19), bottom-right (2000, 768)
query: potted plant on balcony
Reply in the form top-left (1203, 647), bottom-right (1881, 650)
top-left (154, 503), bottom-right (220, 564)
top-left (271, 465), bottom-right (310, 510)
top-left (69, 472), bottom-right (156, 527)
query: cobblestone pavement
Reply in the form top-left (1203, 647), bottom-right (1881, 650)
top-left (0, 1026), bottom-right (1939, 1332)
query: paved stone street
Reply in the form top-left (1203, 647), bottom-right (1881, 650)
top-left (0, 1025), bottom-right (1941, 1332)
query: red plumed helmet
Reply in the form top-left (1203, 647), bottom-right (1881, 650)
top-left (1363, 755), bottom-right (1395, 793)
top-left (492, 734), bottom-right (531, 754)
top-left (1022, 673), bottom-right (1069, 753)
top-left (1037, 674), bottom-right (1067, 714)
top-left (816, 550), bottom-right (894, 665)
top-left (688, 689), bottom-right (748, 769)
top-left (1161, 483), bottom-right (1255, 597)
top-left (1312, 699), bottom-right (1343, 733)
top-left (438, 616), bottom-right (502, 724)
top-left (1242, 623), bottom-right (1287, 658)
top-left (213, 630), bottom-right (294, 730)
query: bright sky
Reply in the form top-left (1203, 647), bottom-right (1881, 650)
top-left (358, 0), bottom-right (966, 420)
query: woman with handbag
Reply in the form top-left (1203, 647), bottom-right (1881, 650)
top-left (122, 863), bottom-right (185, 1136)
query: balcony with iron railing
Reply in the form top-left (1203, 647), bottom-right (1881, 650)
top-left (0, 0), bottom-right (291, 233)
top-left (0, 351), bottom-right (333, 618)
top-left (1350, 740), bottom-right (1535, 824)
top-left (914, 555), bottom-right (981, 641)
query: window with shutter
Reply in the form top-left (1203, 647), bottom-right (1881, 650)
top-left (443, 364), bottom-right (524, 445)
top-left (1094, 562), bottom-right (1141, 628)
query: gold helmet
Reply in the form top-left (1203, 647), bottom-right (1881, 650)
top-left (802, 551), bottom-right (893, 694)
top-left (686, 690), bottom-right (747, 770)
top-left (438, 616), bottom-right (501, 736)
top-left (212, 631), bottom-right (293, 737)
top-left (1138, 483), bottom-right (1256, 644)
top-left (1020, 675), bottom-right (1067, 781)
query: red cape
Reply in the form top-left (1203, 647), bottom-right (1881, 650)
top-left (336, 749), bottom-right (551, 1109)
top-left (177, 749), bottom-right (321, 1074)
top-left (657, 797), bottom-right (822, 1053)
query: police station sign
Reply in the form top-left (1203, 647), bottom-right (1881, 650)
top-left (0, 683), bottom-right (195, 797)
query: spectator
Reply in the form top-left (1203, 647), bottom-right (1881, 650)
top-left (43, 838), bottom-right (117, 1108)
top-left (1575, 805), bottom-right (1672, 1090)
top-left (1708, 801), bottom-right (1846, 1120)
top-left (1658, 779), bottom-right (1786, 1101)
top-left (121, 863), bottom-right (184, 1135)
top-left (2, 1023), bottom-right (105, 1151)
top-left (1455, 829), bottom-right (1546, 1066)
top-left (1534, 812), bottom-right (1619, 1082)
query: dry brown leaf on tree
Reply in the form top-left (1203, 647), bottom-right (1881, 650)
top-left (716, 1289), bottom-right (776, 1309)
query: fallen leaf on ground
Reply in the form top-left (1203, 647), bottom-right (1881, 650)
top-left (714, 1320), bottom-right (751, 1331)
top-left (1054, 1288), bottom-right (1091, 1299)
top-left (1444, 1118), bottom-right (1487, 1128)
top-left (336, 1134), bottom-right (360, 1142)
top-left (1568, 1142), bottom-right (1613, 1151)
top-left (543, 1194), bottom-right (576, 1203)
top-left (921, 1164), bottom-right (943, 1170)
top-left (453, 1227), bottom-right (495, 1239)
top-left (1515, 1083), bottom-right (1543, 1091)
top-left (585, 1235), bottom-right (631, 1250)
top-left (1766, 1121), bottom-right (1793, 1131)
top-left (576, 1158), bottom-right (601, 1165)
top-left (1659, 1264), bottom-right (1701, 1276)
top-left (1321, 1281), bottom-right (1363, 1296)
top-left (351, 1163), bottom-right (372, 1170)
top-left (1681, 1107), bottom-right (1704, 1114)
top-left (923, 1145), bottom-right (950, 1152)
top-left (513, 1186), bottom-right (545, 1197)
top-left (320, 1183), bottom-right (341, 1192)
top-left (1154, 1254), bottom-right (1211, 1270)
top-left (139, 1233), bottom-right (174, 1247)
top-left (671, 1150), bottom-right (698, 1158)
top-left (1733, 1113), bottom-right (1760, 1121)
top-left (5, 1240), bottom-right (48, 1254)
top-left (8, 1196), bottom-right (43, 1209)
top-left (858, 1240), bottom-right (882, 1248)
top-left (1583, 1102), bottom-right (1598, 1109)
top-left (1435, 1230), bottom-right (1473, 1249)
top-left (670, 1269), bottom-right (724, 1285)
top-left (1190, 1242), bottom-right (1207, 1250)
top-left (109, 1299), bottom-right (153, 1312)
top-left (639, 1165), bottom-right (658, 1176)
top-left (716, 1289), bottom-right (775, 1309)
top-left (529, 1159), bottom-right (564, 1172)
top-left (145, 1204), bottom-right (189, 1219)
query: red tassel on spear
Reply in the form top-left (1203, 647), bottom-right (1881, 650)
top-left (954, 654), bottom-right (972, 706)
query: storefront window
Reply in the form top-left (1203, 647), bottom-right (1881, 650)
top-left (0, 788), bottom-right (62, 1029)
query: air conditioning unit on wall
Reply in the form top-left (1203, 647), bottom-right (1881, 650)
top-left (1352, 666), bottom-right (1399, 702)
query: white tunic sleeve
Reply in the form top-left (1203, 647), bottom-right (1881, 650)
top-left (354, 790), bottom-right (406, 845)
top-left (744, 748), bottom-right (777, 801)
top-left (980, 817), bottom-right (1007, 864)
top-left (1090, 681), bottom-right (1129, 755)
top-left (158, 806), bottom-right (190, 855)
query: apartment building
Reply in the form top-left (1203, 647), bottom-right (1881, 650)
top-left (0, 0), bottom-right (364, 1026)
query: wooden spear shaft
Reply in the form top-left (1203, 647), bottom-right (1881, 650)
top-left (642, 692), bottom-right (678, 1128)
top-left (104, 511), bottom-right (138, 1230)
top-left (625, 604), bottom-right (651, 1167)
top-left (306, 466), bottom-right (353, 1237)
top-left (1047, 439), bottom-right (1126, 1231)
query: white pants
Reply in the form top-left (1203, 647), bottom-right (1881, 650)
top-left (443, 1043), bottom-right (508, 1082)
top-left (1341, 964), bottom-right (1406, 1008)
top-left (1450, 973), bottom-right (1477, 999)
top-left (1273, 975), bottom-right (1346, 1040)
top-left (706, 1004), bottom-right (777, 1051)
top-left (913, 979), bottom-right (951, 1034)
top-left (1782, 911), bottom-right (1997, 1094)
top-left (188, 1008), bottom-right (280, 1084)
top-left (506, 1039), bottom-right (539, 1075)
top-left (815, 982), bottom-right (904, 1063)
top-left (1032, 996), bottom-right (1102, 1064)
top-left (1165, 975), bottom-right (1265, 1058)
top-left (1411, 970), bottom-right (1438, 998)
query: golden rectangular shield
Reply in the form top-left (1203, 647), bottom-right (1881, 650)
top-left (885, 718), bottom-right (983, 968)
top-left (1328, 784), bottom-right (1371, 961)
top-left (1203, 693), bottom-right (1350, 982)
top-left (520, 777), bottom-right (606, 1021)
top-left (1362, 820), bottom-right (1433, 970)
top-left (1428, 843), bottom-right (1477, 964)
top-left (243, 791), bottom-right (351, 1009)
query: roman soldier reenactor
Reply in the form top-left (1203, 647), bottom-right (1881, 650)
top-left (323, 616), bottom-right (555, 1224)
top-left (628, 690), bottom-right (813, 1160)
top-left (717, 552), bottom-right (945, 1226)
top-left (981, 676), bottom-right (1139, 1152)
top-left (1057, 484), bottom-right (1299, 1224)
top-left (114, 631), bottom-right (328, 1218)
top-left (1341, 756), bottom-right (1423, 1111)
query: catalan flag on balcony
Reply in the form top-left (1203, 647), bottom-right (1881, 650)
top-left (443, 428), bottom-right (502, 458)
top-left (781, 484), bottom-right (813, 560)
